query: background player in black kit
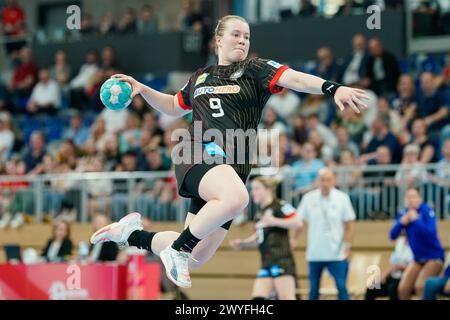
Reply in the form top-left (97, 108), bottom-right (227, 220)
top-left (230, 176), bottom-right (302, 300)
top-left (91, 15), bottom-right (368, 288)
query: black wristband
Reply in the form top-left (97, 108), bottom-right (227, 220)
top-left (321, 80), bottom-right (342, 97)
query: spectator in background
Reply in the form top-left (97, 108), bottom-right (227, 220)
top-left (390, 188), bottom-right (445, 300)
top-left (410, 118), bottom-right (437, 163)
top-left (333, 126), bottom-right (360, 160)
top-left (291, 142), bottom-right (325, 195)
top-left (366, 145), bottom-right (393, 166)
top-left (0, 158), bottom-right (31, 229)
top-left (88, 214), bottom-right (119, 262)
top-left (90, 117), bottom-right (111, 154)
top-left (85, 68), bottom-right (107, 112)
top-left (395, 144), bottom-right (427, 188)
top-left (130, 94), bottom-right (149, 119)
top-left (306, 113), bottom-right (338, 150)
top-left (435, 139), bottom-right (450, 180)
top-left (265, 88), bottom-right (300, 121)
top-left (308, 129), bottom-right (333, 163)
top-left (99, 12), bottom-right (116, 36)
top-left (377, 96), bottom-right (406, 144)
top-left (1, 0), bottom-right (26, 55)
top-left (298, 0), bottom-right (317, 17)
top-left (334, 148), bottom-right (362, 189)
top-left (50, 50), bottom-right (71, 95)
top-left (23, 131), bottom-right (46, 174)
top-left (118, 7), bottom-right (137, 34)
top-left (436, 50), bottom-right (450, 89)
top-left (79, 13), bottom-right (97, 36)
top-left (112, 151), bottom-right (140, 220)
top-left (298, 94), bottom-right (329, 123)
top-left (9, 46), bottom-right (38, 101)
top-left (69, 50), bottom-right (99, 109)
top-left (0, 117), bottom-right (14, 162)
top-left (137, 5), bottom-right (159, 34)
top-left (141, 111), bottom-right (164, 147)
top-left (362, 114), bottom-right (402, 163)
top-left (63, 113), bottom-right (90, 147)
top-left (119, 112), bottom-right (142, 154)
top-left (104, 134), bottom-right (121, 170)
top-left (336, 108), bottom-right (367, 145)
top-left (315, 47), bottom-right (339, 82)
top-left (101, 46), bottom-right (120, 73)
top-left (338, 33), bottom-right (369, 87)
top-left (259, 107), bottom-right (287, 134)
top-left (26, 68), bottom-right (60, 115)
top-left (100, 106), bottom-right (128, 135)
top-left (365, 38), bottom-right (400, 96)
top-left (297, 168), bottom-right (355, 300)
top-left (41, 221), bottom-right (73, 262)
top-left (178, 0), bottom-right (202, 31)
top-left (391, 74), bottom-right (418, 130)
top-left (417, 72), bottom-right (449, 138)
top-left (291, 114), bottom-right (308, 146)
top-left (85, 157), bottom-right (112, 218)
top-left (365, 235), bottom-right (413, 300)
top-left (142, 145), bottom-right (171, 172)
top-left (76, 138), bottom-right (99, 172)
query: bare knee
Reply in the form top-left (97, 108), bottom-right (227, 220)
top-left (221, 187), bottom-right (249, 216)
top-left (397, 284), bottom-right (411, 300)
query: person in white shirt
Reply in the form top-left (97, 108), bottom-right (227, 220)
top-left (27, 68), bottom-right (61, 115)
top-left (297, 168), bottom-right (355, 300)
top-left (69, 50), bottom-right (99, 109)
top-left (265, 88), bottom-right (301, 121)
top-left (0, 117), bottom-right (14, 162)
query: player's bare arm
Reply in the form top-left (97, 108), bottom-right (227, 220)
top-left (112, 74), bottom-right (189, 117)
top-left (276, 68), bottom-right (369, 113)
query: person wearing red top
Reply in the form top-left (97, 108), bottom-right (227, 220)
top-left (9, 46), bottom-right (38, 102)
top-left (2, 0), bottom-right (26, 55)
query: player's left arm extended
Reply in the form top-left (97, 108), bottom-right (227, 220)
top-left (271, 214), bottom-right (303, 230)
top-left (276, 68), bottom-right (368, 113)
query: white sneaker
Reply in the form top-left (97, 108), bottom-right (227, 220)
top-left (160, 245), bottom-right (195, 288)
top-left (90, 212), bottom-right (143, 246)
top-left (10, 213), bottom-right (24, 229)
top-left (0, 212), bottom-right (12, 229)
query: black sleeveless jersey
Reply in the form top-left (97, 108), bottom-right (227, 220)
top-left (176, 57), bottom-right (289, 177)
top-left (256, 199), bottom-right (297, 267)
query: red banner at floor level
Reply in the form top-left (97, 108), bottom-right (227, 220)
top-left (0, 260), bottom-right (160, 300)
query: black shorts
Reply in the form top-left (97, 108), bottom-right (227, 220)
top-left (176, 162), bottom-right (249, 230)
top-left (257, 257), bottom-right (297, 278)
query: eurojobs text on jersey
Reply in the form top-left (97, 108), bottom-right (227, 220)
top-left (170, 121), bottom-right (280, 167)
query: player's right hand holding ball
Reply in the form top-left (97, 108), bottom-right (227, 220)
top-left (111, 74), bottom-right (143, 98)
